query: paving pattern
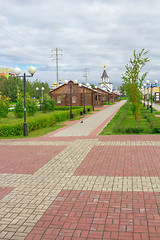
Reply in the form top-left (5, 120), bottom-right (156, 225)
top-left (0, 101), bottom-right (160, 240)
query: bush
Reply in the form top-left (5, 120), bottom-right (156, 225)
top-left (142, 108), bottom-right (160, 133)
top-left (0, 106), bottom-right (90, 137)
top-left (55, 106), bottom-right (83, 110)
top-left (14, 94), bottom-right (24, 118)
top-left (26, 94), bottom-right (38, 116)
top-left (42, 94), bottom-right (56, 112)
top-left (0, 122), bottom-right (23, 136)
top-left (0, 95), bottom-right (10, 118)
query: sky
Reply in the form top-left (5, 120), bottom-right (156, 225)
top-left (0, 0), bottom-right (160, 89)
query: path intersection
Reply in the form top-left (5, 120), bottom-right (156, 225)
top-left (0, 100), bottom-right (160, 240)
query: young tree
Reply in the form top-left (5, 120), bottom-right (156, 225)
top-left (122, 49), bottom-right (149, 125)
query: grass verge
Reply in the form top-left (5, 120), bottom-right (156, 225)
top-left (100, 101), bottom-right (160, 135)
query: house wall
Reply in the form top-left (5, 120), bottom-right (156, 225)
top-left (49, 82), bottom-right (103, 107)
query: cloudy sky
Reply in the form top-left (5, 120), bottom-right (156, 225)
top-left (1, 0), bottom-right (160, 89)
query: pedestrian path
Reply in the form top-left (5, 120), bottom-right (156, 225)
top-left (52, 100), bottom-right (126, 137)
top-left (0, 100), bottom-right (160, 240)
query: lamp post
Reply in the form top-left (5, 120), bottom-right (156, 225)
top-left (143, 83), bottom-right (146, 107)
top-left (146, 80), bottom-right (150, 110)
top-left (150, 80), bottom-right (158, 113)
top-left (36, 87), bottom-right (42, 111)
top-left (70, 82), bottom-right (74, 119)
top-left (41, 87), bottom-right (44, 101)
top-left (92, 89), bottom-right (94, 110)
top-left (83, 86), bottom-right (86, 114)
top-left (108, 91), bottom-right (110, 104)
top-left (14, 66), bottom-right (36, 136)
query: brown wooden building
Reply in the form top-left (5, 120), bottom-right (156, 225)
top-left (95, 87), bottom-right (119, 103)
top-left (49, 80), bottom-right (103, 107)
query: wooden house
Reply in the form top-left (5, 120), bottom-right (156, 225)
top-left (49, 80), bottom-right (103, 107)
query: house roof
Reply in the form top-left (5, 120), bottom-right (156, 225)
top-left (101, 69), bottom-right (109, 79)
top-left (49, 80), bottom-right (102, 95)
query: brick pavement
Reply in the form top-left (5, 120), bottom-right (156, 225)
top-left (0, 101), bottom-right (160, 240)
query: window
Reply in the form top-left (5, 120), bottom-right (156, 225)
top-left (57, 97), bottom-right (61, 103)
top-left (72, 96), bottom-right (76, 103)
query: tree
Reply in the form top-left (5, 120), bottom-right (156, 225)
top-left (42, 93), bottom-right (56, 112)
top-left (122, 49), bottom-right (149, 125)
top-left (0, 76), bottom-right (51, 102)
top-left (119, 83), bottom-right (127, 96)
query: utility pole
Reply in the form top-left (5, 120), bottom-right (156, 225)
top-left (51, 48), bottom-right (62, 85)
top-left (83, 68), bottom-right (89, 83)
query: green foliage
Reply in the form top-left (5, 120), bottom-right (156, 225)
top-left (0, 106), bottom-right (89, 137)
top-left (142, 108), bottom-right (160, 133)
top-left (26, 94), bottom-right (38, 116)
top-left (55, 106), bottom-right (85, 110)
top-left (0, 94), bottom-right (10, 118)
top-left (103, 102), bottom-right (115, 105)
top-left (0, 75), bottom-right (50, 102)
top-left (100, 101), bottom-right (154, 135)
top-left (112, 101), bottom-right (129, 133)
top-left (14, 94), bottom-right (24, 118)
top-left (122, 49), bottom-right (149, 125)
top-left (0, 122), bottom-right (23, 136)
top-left (41, 94), bottom-right (56, 112)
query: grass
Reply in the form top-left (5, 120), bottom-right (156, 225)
top-left (0, 124), bottom-right (66, 139)
top-left (0, 110), bottom-right (63, 125)
top-left (100, 102), bottom-right (160, 135)
top-left (0, 108), bottom-right (93, 139)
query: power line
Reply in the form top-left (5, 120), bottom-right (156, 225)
top-left (83, 68), bottom-right (89, 83)
top-left (51, 48), bottom-right (63, 85)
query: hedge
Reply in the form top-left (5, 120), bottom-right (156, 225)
top-left (0, 106), bottom-right (92, 137)
top-left (55, 106), bottom-right (84, 110)
top-left (141, 108), bottom-right (160, 133)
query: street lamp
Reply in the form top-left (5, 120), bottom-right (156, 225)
top-left (146, 80), bottom-right (150, 110)
top-left (36, 87), bottom-right (42, 111)
top-left (70, 82), bottom-right (74, 119)
top-left (143, 83), bottom-right (146, 107)
top-left (41, 87), bottom-right (44, 101)
top-left (150, 80), bottom-right (158, 113)
top-left (14, 66), bottom-right (36, 136)
top-left (92, 89), bottom-right (94, 111)
top-left (83, 86), bottom-right (86, 114)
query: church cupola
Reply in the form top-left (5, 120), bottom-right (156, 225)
top-left (101, 65), bottom-right (109, 84)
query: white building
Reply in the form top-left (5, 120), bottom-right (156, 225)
top-left (99, 66), bottom-right (114, 92)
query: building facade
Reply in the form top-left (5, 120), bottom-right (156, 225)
top-left (99, 66), bottom-right (114, 92)
top-left (49, 80), bottom-right (103, 107)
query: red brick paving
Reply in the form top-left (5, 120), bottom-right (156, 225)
top-left (74, 146), bottom-right (160, 176)
top-left (0, 187), bottom-right (14, 200)
top-left (26, 189), bottom-right (160, 240)
top-left (0, 145), bottom-right (66, 174)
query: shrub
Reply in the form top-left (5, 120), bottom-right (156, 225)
top-left (42, 94), bottom-right (56, 112)
top-left (26, 94), bottom-right (38, 116)
top-left (142, 108), bottom-right (160, 133)
top-left (0, 95), bottom-right (10, 118)
top-left (0, 122), bottom-right (23, 136)
top-left (0, 106), bottom-right (90, 137)
top-left (14, 94), bottom-right (24, 118)
top-left (55, 106), bottom-right (83, 110)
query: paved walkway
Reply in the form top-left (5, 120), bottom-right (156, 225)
top-left (52, 101), bottom-right (126, 137)
top-left (0, 101), bottom-right (160, 240)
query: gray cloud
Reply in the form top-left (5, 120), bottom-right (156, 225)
top-left (0, 0), bottom-right (160, 88)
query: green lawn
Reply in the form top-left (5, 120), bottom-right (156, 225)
top-left (100, 102), bottom-right (160, 135)
top-left (0, 110), bottom-right (63, 125)
top-left (0, 109), bottom-right (92, 138)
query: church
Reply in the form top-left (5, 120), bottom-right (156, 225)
top-left (99, 66), bottom-right (114, 92)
